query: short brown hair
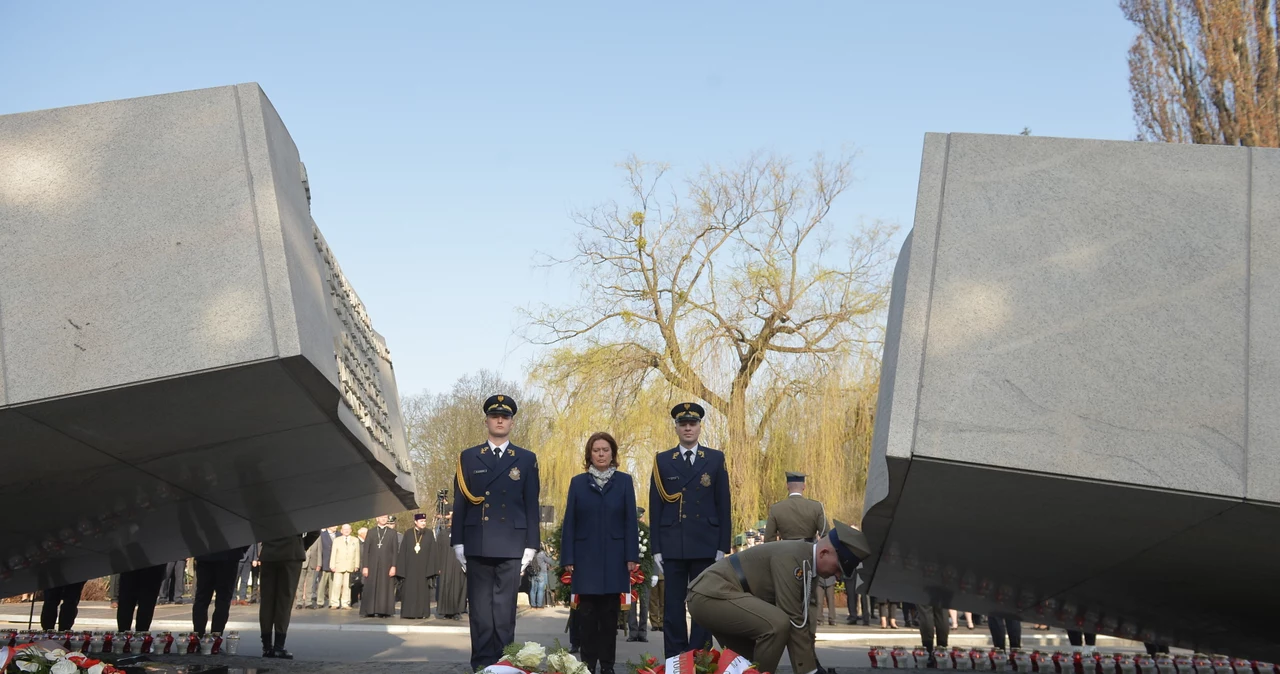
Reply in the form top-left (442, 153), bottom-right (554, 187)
top-left (583, 431), bottom-right (620, 469)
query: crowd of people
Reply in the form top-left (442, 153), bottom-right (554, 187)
top-left (26, 394), bottom-right (873, 674)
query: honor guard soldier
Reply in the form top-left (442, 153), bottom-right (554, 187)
top-left (686, 521), bottom-right (871, 674)
top-left (764, 472), bottom-right (828, 542)
top-left (451, 394), bottom-right (541, 671)
top-left (649, 402), bottom-right (732, 657)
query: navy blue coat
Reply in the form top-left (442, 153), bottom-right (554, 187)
top-left (648, 444), bottom-right (732, 560)
top-left (451, 442), bottom-right (541, 559)
top-left (561, 471), bottom-right (639, 595)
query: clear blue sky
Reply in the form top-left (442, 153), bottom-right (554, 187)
top-left (1, 2), bottom-right (1138, 397)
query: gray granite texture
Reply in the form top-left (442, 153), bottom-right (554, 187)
top-left (0, 84), bottom-right (416, 596)
top-left (862, 133), bottom-right (1280, 660)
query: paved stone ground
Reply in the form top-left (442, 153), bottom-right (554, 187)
top-left (3, 600), bottom-right (1148, 673)
top-left (137, 654), bottom-right (880, 674)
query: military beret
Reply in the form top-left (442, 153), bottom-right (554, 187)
top-left (483, 394), bottom-right (517, 416)
top-left (671, 402), bottom-right (705, 422)
top-left (785, 471), bottom-right (806, 483)
top-left (829, 520), bottom-right (871, 578)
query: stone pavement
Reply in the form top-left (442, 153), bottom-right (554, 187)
top-left (1, 601), bottom-right (1145, 670)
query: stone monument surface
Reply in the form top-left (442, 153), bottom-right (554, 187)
top-left (0, 84), bottom-right (417, 596)
top-left (863, 132), bottom-right (1279, 659)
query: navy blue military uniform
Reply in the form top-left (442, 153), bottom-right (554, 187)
top-left (452, 394), bottom-right (541, 671)
top-left (649, 402), bottom-right (732, 657)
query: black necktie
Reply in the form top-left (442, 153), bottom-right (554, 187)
top-left (684, 450), bottom-right (694, 466)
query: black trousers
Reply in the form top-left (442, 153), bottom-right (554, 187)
top-left (662, 558), bottom-right (713, 657)
top-left (193, 559), bottom-right (239, 635)
top-left (159, 560), bottom-right (184, 602)
top-left (847, 593), bottom-right (871, 624)
top-left (626, 583), bottom-right (649, 638)
top-left (258, 561), bottom-right (303, 643)
top-left (465, 556), bottom-right (521, 671)
top-left (117, 565), bottom-right (166, 631)
top-left (40, 581), bottom-right (86, 631)
top-left (579, 594), bottom-right (621, 670)
top-left (1067, 630), bottom-right (1097, 646)
top-left (988, 616), bottom-right (1021, 649)
top-left (916, 604), bottom-right (950, 649)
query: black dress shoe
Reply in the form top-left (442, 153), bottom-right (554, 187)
top-left (639, 636), bottom-right (648, 642)
top-left (273, 647), bottom-right (294, 659)
top-left (569, 645), bottom-right (580, 654)
top-left (626, 636), bottom-right (640, 642)
top-left (263, 648), bottom-right (276, 658)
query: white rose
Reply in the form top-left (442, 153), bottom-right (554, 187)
top-left (52, 659), bottom-right (79, 674)
top-left (514, 641), bottom-right (546, 668)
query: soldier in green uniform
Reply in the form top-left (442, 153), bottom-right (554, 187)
top-left (686, 521), bottom-right (869, 674)
top-left (763, 472), bottom-right (827, 542)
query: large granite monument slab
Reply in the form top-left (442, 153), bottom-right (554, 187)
top-left (863, 133), bottom-right (1279, 659)
top-left (0, 84), bottom-right (417, 596)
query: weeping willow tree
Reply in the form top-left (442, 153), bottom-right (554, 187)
top-left (525, 346), bottom-right (881, 531)
top-left (756, 351), bottom-right (879, 525)
top-left (523, 152), bottom-right (894, 531)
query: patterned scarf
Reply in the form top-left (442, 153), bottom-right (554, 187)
top-left (588, 465), bottom-right (617, 488)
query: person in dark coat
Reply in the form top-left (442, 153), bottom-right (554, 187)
top-left (258, 531), bottom-right (320, 659)
top-left (561, 431), bottom-right (640, 674)
top-left (40, 581), bottom-right (87, 631)
top-left (236, 544), bottom-right (259, 604)
top-left (192, 545), bottom-right (249, 636)
top-left (117, 564), bottom-right (166, 631)
top-left (452, 394), bottom-right (541, 671)
top-left (649, 402), bottom-right (732, 657)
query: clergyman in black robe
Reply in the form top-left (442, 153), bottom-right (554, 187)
top-left (361, 516), bottom-right (400, 617)
top-left (397, 513), bottom-right (440, 619)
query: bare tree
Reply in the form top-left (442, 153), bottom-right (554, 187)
top-left (1123, 0), bottom-right (1280, 146)
top-left (526, 153), bottom-right (893, 527)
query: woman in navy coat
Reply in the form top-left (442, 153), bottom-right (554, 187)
top-left (561, 431), bottom-right (640, 674)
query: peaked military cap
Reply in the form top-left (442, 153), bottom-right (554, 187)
top-left (483, 394), bottom-right (517, 416)
top-left (671, 402), bottom-right (705, 422)
top-left (829, 520), bottom-right (872, 578)
top-left (785, 471), bottom-right (806, 483)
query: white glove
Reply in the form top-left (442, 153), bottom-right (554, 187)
top-left (521, 548), bottom-right (536, 574)
top-left (650, 575), bottom-right (659, 587)
top-left (715, 550), bottom-right (726, 561)
top-left (453, 544), bottom-right (466, 573)
top-left (653, 553), bottom-right (664, 575)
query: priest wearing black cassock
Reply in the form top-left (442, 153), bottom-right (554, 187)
top-left (397, 513), bottom-right (440, 619)
top-left (361, 515), bottom-right (400, 617)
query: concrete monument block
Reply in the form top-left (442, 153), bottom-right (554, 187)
top-left (0, 84), bottom-right (416, 596)
top-left (864, 133), bottom-right (1279, 659)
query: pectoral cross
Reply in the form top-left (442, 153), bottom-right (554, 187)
top-left (377, 541), bottom-right (383, 549)
top-left (414, 543), bottom-right (421, 553)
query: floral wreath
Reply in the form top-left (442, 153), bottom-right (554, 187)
top-left (478, 642), bottom-right (762, 674)
top-left (2, 643), bottom-right (124, 674)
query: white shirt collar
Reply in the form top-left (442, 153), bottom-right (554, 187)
top-left (678, 443), bottom-right (698, 453)
top-left (488, 440), bottom-right (511, 452)
top-left (788, 492), bottom-right (804, 497)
